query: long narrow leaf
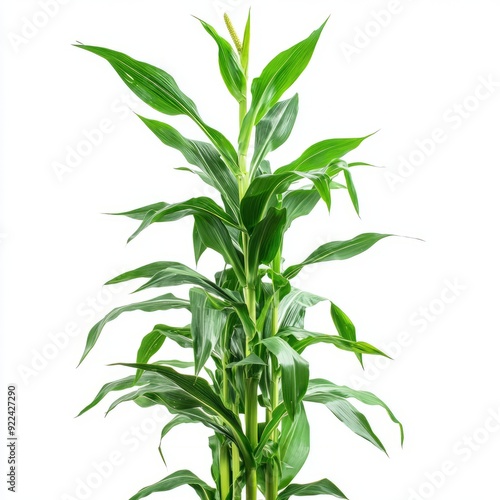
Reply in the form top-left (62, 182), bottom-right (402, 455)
top-left (278, 479), bottom-right (347, 499)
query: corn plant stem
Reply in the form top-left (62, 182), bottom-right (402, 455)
top-left (235, 33), bottom-right (260, 500)
top-left (265, 247), bottom-right (282, 500)
top-left (220, 443), bottom-right (231, 500)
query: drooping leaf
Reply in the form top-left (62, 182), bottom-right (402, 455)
top-left (278, 327), bottom-right (389, 358)
top-left (129, 469), bottom-right (216, 500)
top-left (278, 288), bottom-right (325, 330)
top-left (116, 363), bottom-right (255, 468)
top-left (137, 116), bottom-right (239, 214)
top-left (261, 337), bottom-right (309, 419)
top-left (252, 95), bottom-right (299, 171)
top-left (307, 379), bottom-right (404, 445)
top-left (158, 415), bottom-right (201, 466)
top-left (77, 375), bottom-right (143, 417)
top-left (115, 261), bottom-right (239, 303)
top-left (279, 402), bottom-right (310, 488)
top-left (275, 135), bottom-right (371, 174)
top-left (79, 294), bottom-right (190, 365)
top-left (284, 233), bottom-right (392, 279)
top-left (75, 44), bottom-right (238, 172)
top-left (123, 196), bottom-right (240, 243)
top-left (197, 18), bottom-right (245, 101)
top-left (193, 219), bottom-right (207, 264)
top-left (190, 288), bottom-right (226, 375)
top-left (278, 478), bottom-right (347, 499)
top-left (227, 353), bottom-right (267, 368)
top-left (343, 168), bottom-right (359, 216)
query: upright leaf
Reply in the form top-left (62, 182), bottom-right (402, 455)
top-left (198, 18), bottom-right (246, 101)
top-left (252, 95), bottom-right (299, 170)
top-left (248, 208), bottom-right (287, 280)
top-left (190, 288), bottom-right (226, 375)
top-left (261, 337), bottom-right (309, 419)
top-left (279, 403), bottom-right (310, 488)
top-left (246, 20), bottom-right (327, 124)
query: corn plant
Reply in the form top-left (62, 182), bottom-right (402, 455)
top-left (76, 13), bottom-right (404, 500)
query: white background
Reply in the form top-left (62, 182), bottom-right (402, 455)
top-left (1, 1), bottom-right (500, 499)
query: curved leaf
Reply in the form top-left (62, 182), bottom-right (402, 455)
top-left (284, 233), bottom-right (392, 279)
top-left (79, 294), bottom-right (190, 365)
top-left (248, 207), bottom-right (287, 280)
top-left (198, 18), bottom-right (245, 101)
top-left (275, 135), bottom-right (370, 174)
top-left (75, 44), bottom-right (238, 172)
top-left (278, 479), bottom-right (347, 499)
top-left (124, 196), bottom-right (240, 243)
top-left (252, 95), bottom-right (299, 171)
top-left (261, 337), bottom-right (309, 419)
top-left (137, 116), bottom-right (239, 213)
top-left (307, 379), bottom-right (404, 445)
top-left (117, 363), bottom-right (255, 468)
top-left (129, 469), bottom-right (215, 500)
top-left (190, 288), bottom-right (226, 375)
top-left (279, 402), bottom-right (310, 488)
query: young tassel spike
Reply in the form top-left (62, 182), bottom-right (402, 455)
top-left (224, 13), bottom-right (243, 53)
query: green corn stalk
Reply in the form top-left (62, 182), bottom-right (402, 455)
top-left (75, 12), bottom-right (407, 500)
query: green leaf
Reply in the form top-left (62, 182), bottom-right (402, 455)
top-left (123, 196), bottom-right (240, 243)
top-left (117, 363), bottom-right (255, 468)
top-left (79, 294), bottom-right (190, 365)
top-left (149, 324), bottom-right (193, 349)
top-left (278, 479), bottom-right (347, 499)
top-left (158, 415), bottom-right (200, 466)
top-left (278, 327), bottom-right (389, 358)
top-left (75, 44), bottom-right (238, 172)
top-left (240, 10), bottom-right (251, 73)
top-left (329, 302), bottom-right (362, 365)
top-left (304, 382), bottom-right (388, 453)
top-left (129, 469), bottom-right (215, 500)
top-left (137, 116), bottom-right (239, 213)
top-left (108, 202), bottom-right (168, 221)
top-left (343, 168), bottom-right (359, 216)
top-left (261, 337), bottom-right (309, 419)
top-left (248, 207), bottom-right (287, 280)
top-left (278, 288), bottom-right (325, 329)
top-left (190, 288), bottom-right (226, 376)
top-left (77, 375), bottom-right (141, 416)
top-left (227, 353), bottom-right (267, 368)
top-left (275, 135), bottom-right (371, 174)
top-left (279, 403), bottom-right (310, 488)
top-left (197, 18), bottom-right (245, 101)
top-left (193, 219), bottom-right (207, 264)
top-left (194, 214), bottom-right (246, 284)
top-left (247, 19), bottom-right (327, 125)
top-left (252, 95), bottom-right (299, 171)
top-left (307, 379), bottom-right (404, 445)
top-left (284, 233), bottom-right (392, 279)
top-left (118, 261), bottom-right (240, 303)
top-left (134, 329), bottom-right (167, 383)
top-left (282, 189), bottom-right (321, 227)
